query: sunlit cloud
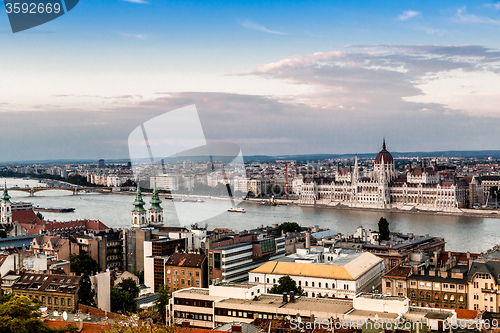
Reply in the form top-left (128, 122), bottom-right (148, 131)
top-left (122, 0), bottom-right (149, 4)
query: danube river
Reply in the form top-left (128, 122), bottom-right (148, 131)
top-left (2, 178), bottom-right (498, 253)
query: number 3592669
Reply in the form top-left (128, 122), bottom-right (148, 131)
top-left (5, 2), bottom-right (62, 14)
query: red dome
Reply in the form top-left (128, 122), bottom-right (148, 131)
top-left (375, 139), bottom-right (393, 164)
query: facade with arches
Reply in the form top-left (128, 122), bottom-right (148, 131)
top-left (299, 139), bottom-right (467, 211)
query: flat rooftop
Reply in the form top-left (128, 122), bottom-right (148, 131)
top-left (218, 294), bottom-right (353, 314)
top-left (356, 293), bottom-right (407, 302)
top-left (348, 309), bottom-right (399, 320)
top-left (174, 288), bottom-right (209, 295)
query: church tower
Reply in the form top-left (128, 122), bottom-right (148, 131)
top-left (148, 184), bottom-right (163, 226)
top-left (1, 183), bottom-right (12, 225)
top-left (131, 186), bottom-right (148, 229)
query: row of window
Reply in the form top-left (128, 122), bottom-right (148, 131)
top-left (168, 270), bottom-right (200, 277)
top-left (175, 311), bottom-right (213, 321)
top-left (410, 291), bottom-right (464, 302)
top-left (473, 294), bottom-right (495, 302)
top-left (254, 277), bottom-right (347, 290)
top-left (167, 278), bottom-right (200, 287)
top-left (174, 298), bottom-right (213, 308)
top-left (18, 293), bottom-right (72, 306)
top-left (409, 281), bottom-right (464, 290)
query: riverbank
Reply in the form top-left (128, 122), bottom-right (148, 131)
top-left (245, 198), bottom-right (500, 219)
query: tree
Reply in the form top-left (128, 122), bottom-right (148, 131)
top-left (111, 278), bottom-right (139, 314)
top-left (121, 179), bottom-right (137, 187)
top-left (378, 217), bottom-right (390, 242)
top-left (490, 186), bottom-right (499, 199)
top-left (269, 276), bottom-right (303, 296)
top-left (0, 295), bottom-right (77, 333)
top-left (70, 253), bottom-right (99, 276)
top-left (155, 285), bottom-right (171, 323)
top-left (78, 273), bottom-right (97, 307)
top-left (36, 212), bottom-right (44, 220)
top-left (0, 229), bottom-right (6, 238)
top-left (133, 270), bottom-right (144, 285)
top-left (278, 222), bottom-right (302, 234)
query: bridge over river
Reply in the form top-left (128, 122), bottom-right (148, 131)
top-left (7, 186), bottom-right (114, 196)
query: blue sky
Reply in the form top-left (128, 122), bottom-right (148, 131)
top-left (1, 0), bottom-right (500, 161)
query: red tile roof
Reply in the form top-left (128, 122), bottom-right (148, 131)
top-left (12, 209), bottom-right (42, 224)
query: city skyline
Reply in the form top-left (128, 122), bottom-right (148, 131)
top-left (2, 0), bottom-right (500, 161)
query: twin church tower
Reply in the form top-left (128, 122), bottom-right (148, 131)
top-left (131, 185), bottom-right (164, 228)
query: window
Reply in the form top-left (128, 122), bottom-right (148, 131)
top-left (411, 281), bottom-right (416, 286)
top-left (196, 272), bottom-right (200, 277)
top-left (48, 297), bottom-right (52, 304)
top-left (419, 282), bottom-right (425, 287)
top-left (450, 295), bottom-right (455, 301)
top-left (267, 278), bottom-right (269, 283)
top-left (434, 283), bottom-right (440, 288)
top-left (443, 294), bottom-right (448, 301)
top-left (325, 283), bottom-right (328, 288)
top-left (305, 281), bottom-right (308, 287)
top-left (181, 270), bottom-right (185, 276)
top-left (450, 284), bottom-right (455, 289)
top-left (181, 279), bottom-right (185, 284)
top-left (426, 292), bottom-right (430, 299)
top-left (344, 284), bottom-right (349, 290)
top-left (54, 297), bottom-right (58, 305)
top-left (312, 282), bottom-right (315, 287)
top-left (318, 282), bottom-right (321, 288)
top-left (42, 296), bottom-right (45, 303)
top-left (255, 277), bottom-right (259, 282)
top-left (188, 271), bottom-right (192, 277)
top-left (298, 281), bottom-right (301, 286)
top-left (420, 291), bottom-right (424, 299)
top-left (61, 298), bottom-right (64, 306)
top-left (474, 282), bottom-right (479, 288)
top-left (188, 280), bottom-right (191, 286)
top-left (386, 281), bottom-right (391, 288)
top-left (68, 299), bottom-right (71, 306)
top-left (459, 285), bottom-right (464, 290)
top-left (411, 292), bottom-right (416, 298)
top-left (273, 279), bottom-right (276, 284)
top-left (174, 270), bottom-right (178, 275)
top-left (474, 294), bottom-right (479, 300)
top-left (398, 282), bottom-right (403, 288)
top-left (196, 281), bottom-right (200, 286)
top-left (459, 296), bottom-right (464, 302)
top-left (434, 293), bottom-right (439, 300)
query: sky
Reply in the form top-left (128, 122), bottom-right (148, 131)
top-left (1, 0), bottom-right (500, 162)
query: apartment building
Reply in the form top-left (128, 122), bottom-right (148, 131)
top-left (165, 252), bottom-right (208, 292)
top-left (2, 272), bottom-right (79, 312)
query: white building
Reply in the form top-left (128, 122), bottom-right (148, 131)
top-left (299, 139), bottom-right (467, 211)
top-left (249, 248), bottom-right (385, 299)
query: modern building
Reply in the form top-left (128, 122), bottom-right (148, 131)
top-left (168, 283), bottom-right (457, 330)
top-left (249, 248), bottom-right (385, 298)
top-left (208, 234), bottom-right (285, 283)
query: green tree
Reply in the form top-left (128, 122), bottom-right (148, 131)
top-left (120, 278), bottom-right (139, 298)
top-left (78, 273), bottom-right (97, 307)
top-left (0, 229), bottom-right (7, 238)
top-left (133, 270), bottom-right (144, 285)
top-left (0, 295), bottom-right (77, 333)
top-left (70, 253), bottom-right (99, 276)
top-left (36, 212), bottom-right (44, 220)
top-left (278, 222), bottom-right (302, 234)
top-left (121, 179), bottom-right (137, 187)
top-left (490, 186), bottom-right (499, 199)
top-left (378, 217), bottom-right (390, 242)
top-left (269, 276), bottom-right (303, 296)
top-left (155, 285), bottom-right (171, 324)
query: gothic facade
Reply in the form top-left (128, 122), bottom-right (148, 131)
top-left (299, 140), bottom-right (467, 211)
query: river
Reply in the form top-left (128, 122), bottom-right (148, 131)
top-left (2, 178), bottom-right (498, 253)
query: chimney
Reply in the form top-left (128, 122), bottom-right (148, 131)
top-left (290, 291), bottom-right (295, 303)
top-left (305, 231), bottom-right (310, 249)
top-left (283, 292), bottom-right (288, 303)
top-left (231, 325), bottom-right (242, 333)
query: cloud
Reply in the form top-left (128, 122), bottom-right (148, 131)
top-left (122, 0), bottom-right (149, 4)
top-left (456, 7), bottom-right (500, 25)
top-left (397, 10), bottom-right (421, 21)
top-left (120, 32), bottom-right (147, 39)
top-left (240, 20), bottom-right (285, 35)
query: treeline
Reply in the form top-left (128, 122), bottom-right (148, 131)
top-left (0, 171), bottom-right (98, 187)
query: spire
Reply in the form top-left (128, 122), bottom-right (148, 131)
top-left (132, 186), bottom-right (146, 212)
top-left (149, 184), bottom-right (162, 211)
top-left (382, 137), bottom-right (386, 150)
top-left (1, 183), bottom-right (11, 203)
